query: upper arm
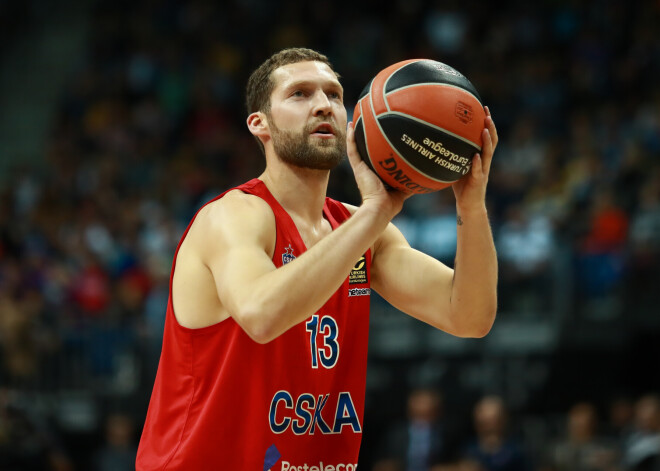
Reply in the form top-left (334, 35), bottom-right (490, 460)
top-left (370, 221), bottom-right (456, 333)
top-left (174, 191), bottom-right (277, 329)
top-left (202, 191), bottom-right (278, 310)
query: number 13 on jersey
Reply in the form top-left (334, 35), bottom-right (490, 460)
top-left (305, 315), bottom-right (339, 369)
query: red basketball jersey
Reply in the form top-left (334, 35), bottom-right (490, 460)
top-left (136, 179), bottom-right (371, 470)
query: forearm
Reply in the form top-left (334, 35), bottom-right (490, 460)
top-left (233, 203), bottom-right (390, 343)
top-left (450, 205), bottom-right (498, 337)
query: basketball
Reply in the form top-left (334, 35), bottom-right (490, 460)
top-left (353, 59), bottom-right (486, 193)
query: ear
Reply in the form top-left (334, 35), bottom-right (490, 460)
top-left (247, 112), bottom-right (269, 141)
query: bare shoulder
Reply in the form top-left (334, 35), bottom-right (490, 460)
top-left (195, 189), bottom-right (274, 230)
top-left (188, 189), bottom-right (276, 251)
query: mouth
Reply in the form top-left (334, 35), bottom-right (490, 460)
top-left (310, 123), bottom-right (336, 137)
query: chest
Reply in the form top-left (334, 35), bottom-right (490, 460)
top-left (288, 215), bottom-right (333, 250)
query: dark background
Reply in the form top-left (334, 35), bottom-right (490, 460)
top-left (0, 0), bottom-right (659, 469)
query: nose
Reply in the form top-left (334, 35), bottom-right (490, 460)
top-left (312, 90), bottom-right (332, 117)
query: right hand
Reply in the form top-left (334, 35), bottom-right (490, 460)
top-left (346, 121), bottom-right (411, 219)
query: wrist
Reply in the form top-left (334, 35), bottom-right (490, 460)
top-left (455, 203), bottom-right (488, 220)
top-left (357, 197), bottom-right (398, 226)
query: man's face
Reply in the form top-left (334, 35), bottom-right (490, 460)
top-left (266, 61), bottom-right (347, 170)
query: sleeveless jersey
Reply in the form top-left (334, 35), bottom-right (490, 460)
top-left (136, 179), bottom-right (372, 470)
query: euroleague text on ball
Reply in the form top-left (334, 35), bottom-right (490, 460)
top-left (400, 134), bottom-right (472, 175)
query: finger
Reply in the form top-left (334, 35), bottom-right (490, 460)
top-left (485, 108), bottom-right (498, 147)
top-left (345, 122), bottom-right (362, 170)
top-left (470, 153), bottom-right (483, 179)
top-left (484, 115), bottom-right (498, 174)
top-left (480, 128), bottom-right (494, 175)
top-left (486, 116), bottom-right (498, 147)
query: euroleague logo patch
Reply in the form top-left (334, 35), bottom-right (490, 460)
top-left (349, 255), bottom-right (368, 285)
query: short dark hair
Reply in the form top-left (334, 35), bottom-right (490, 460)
top-left (246, 47), bottom-right (338, 116)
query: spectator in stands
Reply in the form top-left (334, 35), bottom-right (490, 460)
top-left (93, 412), bottom-right (138, 471)
top-left (496, 203), bottom-right (555, 314)
top-left (460, 395), bottom-right (531, 471)
top-left (622, 395), bottom-right (660, 471)
top-left (628, 175), bottom-right (660, 312)
top-left (0, 387), bottom-right (73, 471)
top-left (574, 186), bottom-right (630, 317)
top-left (605, 395), bottom-right (635, 446)
top-left (542, 401), bottom-right (620, 471)
top-left (373, 387), bottom-right (463, 471)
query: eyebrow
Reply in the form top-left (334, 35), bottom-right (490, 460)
top-left (282, 79), bottom-right (343, 93)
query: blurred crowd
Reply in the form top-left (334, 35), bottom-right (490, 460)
top-left (1, 0), bottom-right (659, 469)
top-left (370, 389), bottom-right (660, 471)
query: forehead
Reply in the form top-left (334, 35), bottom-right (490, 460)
top-left (271, 61), bottom-right (341, 92)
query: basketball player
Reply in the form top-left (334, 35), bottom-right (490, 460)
top-left (136, 48), bottom-right (498, 470)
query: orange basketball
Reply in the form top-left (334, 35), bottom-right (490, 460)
top-left (353, 59), bottom-right (485, 193)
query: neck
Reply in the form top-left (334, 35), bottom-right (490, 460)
top-left (259, 161), bottom-right (330, 224)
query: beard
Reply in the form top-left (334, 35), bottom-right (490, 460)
top-left (269, 117), bottom-right (346, 170)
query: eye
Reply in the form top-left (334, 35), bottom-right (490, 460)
top-left (291, 90), bottom-right (307, 98)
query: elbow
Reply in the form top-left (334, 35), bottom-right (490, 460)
top-left (450, 304), bottom-right (497, 338)
top-left (472, 305), bottom-right (497, 338)
top-left (233, 304), bottom-right (277, 345)
top-left (242, 321), bottom-right (278, 345)
top-left (245, 325), bottom-right (275, 345)
top-left (233, 299), bottom-right (289, 344)
top-left (468, 317), bottom-right (495, 338)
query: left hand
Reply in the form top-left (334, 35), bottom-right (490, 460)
top-left (452, 106), bottom-right (498, 212)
